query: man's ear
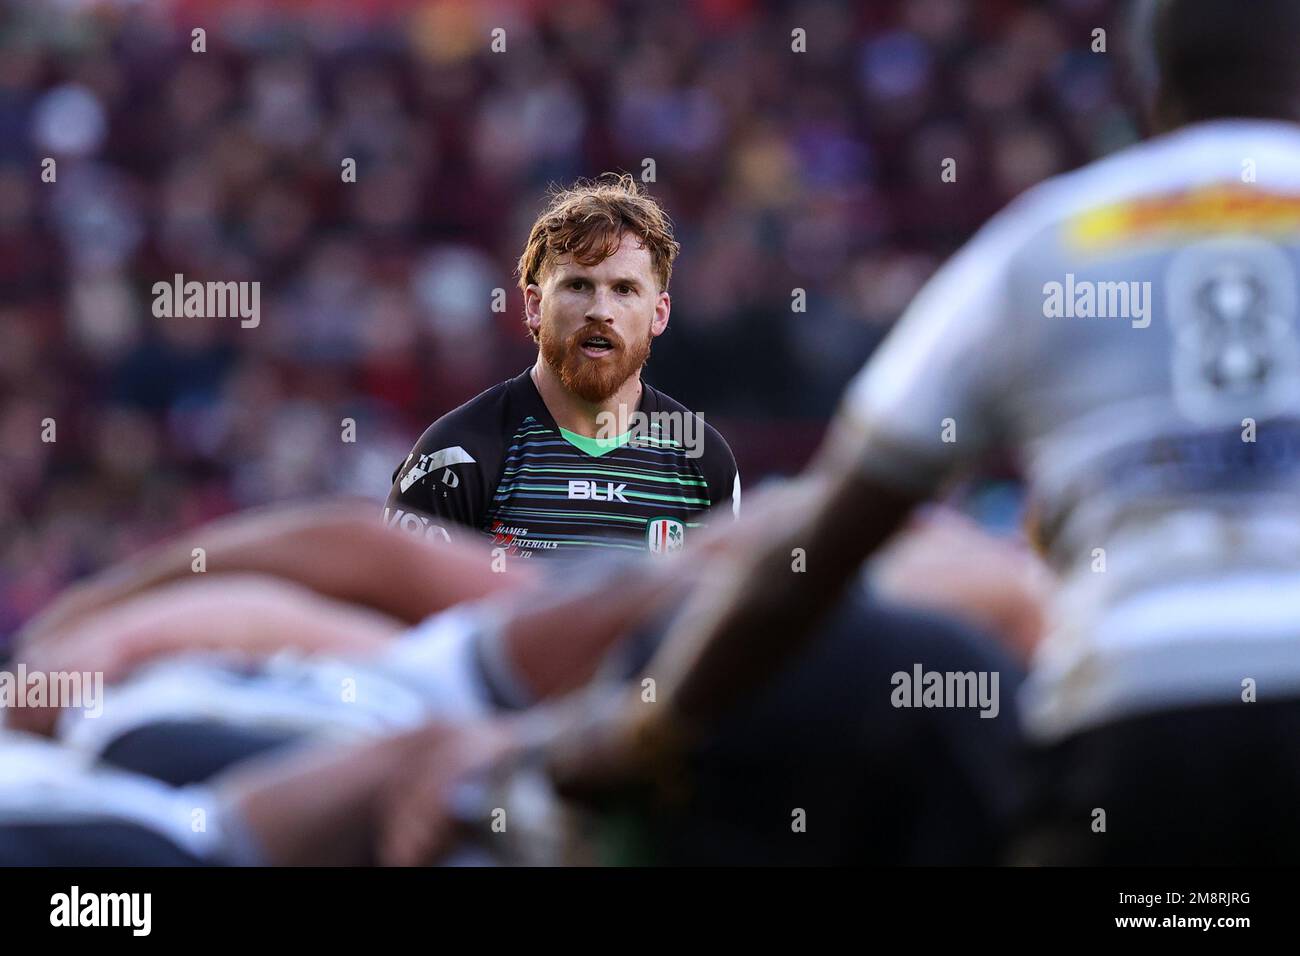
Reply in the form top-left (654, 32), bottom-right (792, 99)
top-left (651, 290), bottom-right (671, 337)
top-left (524, 284), bottom-right (544, 337)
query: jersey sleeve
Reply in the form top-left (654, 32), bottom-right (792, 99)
top-left (384, 411), bottom-right (501, 541)
top-left (700, 419), bottom-right (741, 520)
top-left (835, 199), bottom-right (1034, 496)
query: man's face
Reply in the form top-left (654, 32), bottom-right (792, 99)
top-left (526, 232), bottom-right (671, 404)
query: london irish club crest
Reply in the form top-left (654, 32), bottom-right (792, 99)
top-left (646, 517), bottom-right (685, 553)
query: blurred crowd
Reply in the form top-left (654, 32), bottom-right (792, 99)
top-left (0, 0), bottom-right (1134, 644)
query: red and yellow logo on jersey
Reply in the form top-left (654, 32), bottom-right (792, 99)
top-left (1068, 185), bottom-right (1300, 252)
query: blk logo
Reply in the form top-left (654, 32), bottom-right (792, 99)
top-left (568, 480), bottom-right (629, 503)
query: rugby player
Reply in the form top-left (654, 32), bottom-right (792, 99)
top-left (385, 173), bottom-right (739, 557)
top-left (394, 0), bottom-right (1300, 866)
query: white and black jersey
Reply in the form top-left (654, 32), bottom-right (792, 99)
top-left (839, 118), bottom-right (1300, 741)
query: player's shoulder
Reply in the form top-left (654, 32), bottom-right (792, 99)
top-left (928, 127), bottom-right (1218, 280)
top-left (641, 382), bottom-right (739, 515)
top-left (422, 376), bottom-right (511, 437)
top-left (999, 119), bottom-right (1300, 241)
top-left (641, 382), bottom-right (736, 471)
top-left (410, 370), bottom-right (538, 451)
top-left (394, 371), bottom-right (536, 485)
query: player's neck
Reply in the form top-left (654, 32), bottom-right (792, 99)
top-left (530, 359), bottom-right (642, 438)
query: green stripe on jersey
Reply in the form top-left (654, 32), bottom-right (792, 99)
top-left (503, 463), bottom-right (708, 486)
top-left (507, 483), bottom-right (711, 506)
top-left (558, 427), bottom-right (633, 457)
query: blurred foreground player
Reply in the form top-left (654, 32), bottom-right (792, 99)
top-left (386, 174), bottom-right (739, 557)
top-left (0, 720), bottom-right (502, 866)
top-left (531, 0), bottom-right (1300, 866)
top-left (8, 493), bottom-right (1036, 864)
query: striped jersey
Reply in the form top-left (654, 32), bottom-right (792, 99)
top-left (385, 369), bottom-right (739, 557)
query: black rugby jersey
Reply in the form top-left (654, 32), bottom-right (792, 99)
top-left (384, 369), bottom-right (739, 557)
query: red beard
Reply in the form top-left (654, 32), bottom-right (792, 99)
top-left (538, 321), bottom-right (653, 404)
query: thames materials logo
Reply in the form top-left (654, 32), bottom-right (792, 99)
top-left (646, 516), bottom-right (684, 553)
